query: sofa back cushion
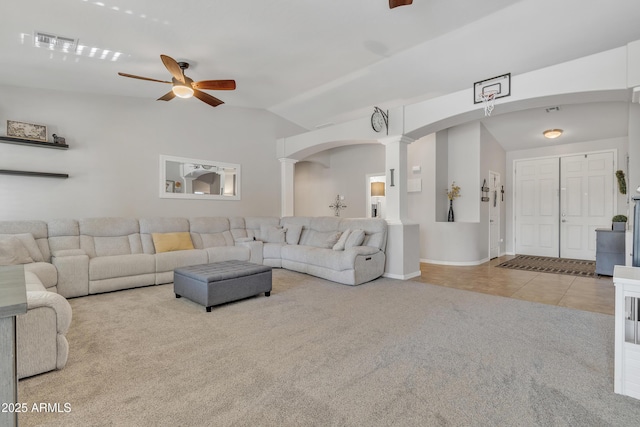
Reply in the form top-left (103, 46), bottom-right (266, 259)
top-left (139, 218), bottom-right (190, 254)
top-left (244, 217), bottom-right (281, 240)
top-left (0, 220), bottom-right (51, 262)
top-left (282, 217), bottom-right (343, 249)
top-left (260, 225), bottom-right (286, 244)
top-left (47, 219), bottom-right (80, 254)
top-left (79, 218), bottom-right (142, 258)
top-left (339, 218), bottom-right (387, 251)
top-left (188, 217), bottom-right (234, 249)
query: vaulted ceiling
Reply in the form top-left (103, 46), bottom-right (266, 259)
top-left (1, 0), bottom-right (640, 148)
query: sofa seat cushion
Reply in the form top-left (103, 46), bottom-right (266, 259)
top-left (24, 262), bottom-right (58, 289)
top-left (155, 249), bottom-right (208, 273)
top-left (89, 254), bottom-right (156, 281)
top-left (263, 242), bottom-right (285, 260)
top-left (205, 246), bottom-right (250, 263)
top-left (281, 245), bottom-right (380, 271)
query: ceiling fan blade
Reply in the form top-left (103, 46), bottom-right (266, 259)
top-left (118, 72), bottom-right (171, 84)
top-left (157, 91), bottom-right (176, 102)
top-left (160, 54), bottom-right (185, 83)
top-left (193, 89), bottom-right (224, 107)
top-left (192, 80), bottom-right (236, 91)
top-left (389, 0), bottom-right (413, 8)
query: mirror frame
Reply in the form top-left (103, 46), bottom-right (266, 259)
top-left (159, 154), bottom-right (241, 200)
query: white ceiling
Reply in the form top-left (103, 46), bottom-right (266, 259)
top-left (1, 0), bottom-right (639, 149)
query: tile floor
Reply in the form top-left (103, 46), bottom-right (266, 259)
top-left (412, 255), bottom-right (615, 315)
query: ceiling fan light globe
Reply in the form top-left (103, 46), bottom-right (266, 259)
top-left (172, 84), bottom-right (194, 98)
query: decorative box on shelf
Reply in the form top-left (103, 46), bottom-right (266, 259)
top-left (614, 265), bottom-right (640, 400)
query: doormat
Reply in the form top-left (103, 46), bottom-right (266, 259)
top-left (496, 255), bottom-right (596, 277)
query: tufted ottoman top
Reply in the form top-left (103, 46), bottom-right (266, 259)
top-left (174, 260), bottom-right (271, 282)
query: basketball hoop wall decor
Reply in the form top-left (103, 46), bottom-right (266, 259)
top-left (473, 73), bottom-right (511, 116)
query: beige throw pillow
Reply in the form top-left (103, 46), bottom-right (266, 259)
top-left (152, 232), bottom-right (195, 253)
top-left (0, 236), bottom-right (34, 266)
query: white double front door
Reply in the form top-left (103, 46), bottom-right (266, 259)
top-left (514, 151), bottom-right (615, 260)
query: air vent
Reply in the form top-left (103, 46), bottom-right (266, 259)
top-left (545, 106), bottom-right (561, 113)
top-left (34, 31), bottom-right (78, 52)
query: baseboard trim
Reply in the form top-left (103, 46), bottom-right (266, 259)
top-left (420, 257), bottom-right (490, 266)
top-left (383, 271), bottom-right (421, 280)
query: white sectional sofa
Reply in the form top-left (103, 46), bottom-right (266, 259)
top-left (0, 216), bottom-right (387, 379)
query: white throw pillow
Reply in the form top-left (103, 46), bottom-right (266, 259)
top-left (260, 225), bottom-right (286, 244)
top-left (285, 224), bottom-right (303, 245)
top-left (0, 233), bottom-right (44, 262)
top-left (344, 229), bottom-right (365, 249)
top-left (0, 236), bottom-right (34, 266)
top-left (325, 231), bottom-right (342, 249)
top-left (332, 229), bottom-right (351, 251)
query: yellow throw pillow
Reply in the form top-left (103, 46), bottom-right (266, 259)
top-left (152, 232), bottom-right (194, 253)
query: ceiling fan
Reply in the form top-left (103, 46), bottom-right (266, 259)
top-left (118, 54), bottom-right (236, 108)
top-left (389, 0), bottom-right (412, 8)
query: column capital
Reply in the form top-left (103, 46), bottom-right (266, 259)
top-left (279, 157), bottom-right (299, 165)
top-left (378, 135), bottom-right (415, 146)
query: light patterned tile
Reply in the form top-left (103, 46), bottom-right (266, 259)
top-left (415, 256), bottom-right (614, 315)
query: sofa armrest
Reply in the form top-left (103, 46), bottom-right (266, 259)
top-left (52, 250), bottom-right (89, 298)
top-left (347, 246), bottom-right (382, 256)
top-left (236, 240), bottom-right (264, 264)
top-left (26, 291), bottom-right (72, 335)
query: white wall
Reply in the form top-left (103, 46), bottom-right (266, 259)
top-left (447, 122), bottom-right (480, 222)
top-left (294, 144), bottom-right (385, 217)
top-left (0, 84), bottom-right (302, 221)
top-left (407, 123), bottom-right (506, 264)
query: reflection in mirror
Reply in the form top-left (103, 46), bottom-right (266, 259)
top-left (160, 155), bottom-right (240, 200)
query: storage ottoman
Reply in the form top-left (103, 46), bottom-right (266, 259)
top-left (174, 260), bottom-right (272, 312)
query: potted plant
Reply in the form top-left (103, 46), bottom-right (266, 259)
top-left (612, 214), bottom-right (627, 231)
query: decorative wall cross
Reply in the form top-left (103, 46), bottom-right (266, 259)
top-left (329, 195), bottom-right (347, 217)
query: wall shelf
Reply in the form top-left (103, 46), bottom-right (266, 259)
top-left (0, 170), bottom-right (69, 179)
top-left (0, 136), bottom-right (68, 150)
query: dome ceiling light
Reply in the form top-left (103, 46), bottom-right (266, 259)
top-left (543, 129), bottom-right (563, 139)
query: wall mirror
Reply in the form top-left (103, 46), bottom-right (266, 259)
top-left (160, 154), bottom-right (240, 200)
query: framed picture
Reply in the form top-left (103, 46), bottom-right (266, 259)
top-left (6, 120), bottom-right (48, 142)
top-left (165, 180), bottom-right (175, 193)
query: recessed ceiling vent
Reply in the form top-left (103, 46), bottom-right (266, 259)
top-left (34, 31), bottom-right (78, 52)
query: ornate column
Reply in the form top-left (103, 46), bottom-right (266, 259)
top-left (279, 158), bottom-right (298, 217)
top-left (379, 135), bottom-right (421, 280)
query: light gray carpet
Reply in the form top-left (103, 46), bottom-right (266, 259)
top-left (18, 269), bottom-right (640, 426)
